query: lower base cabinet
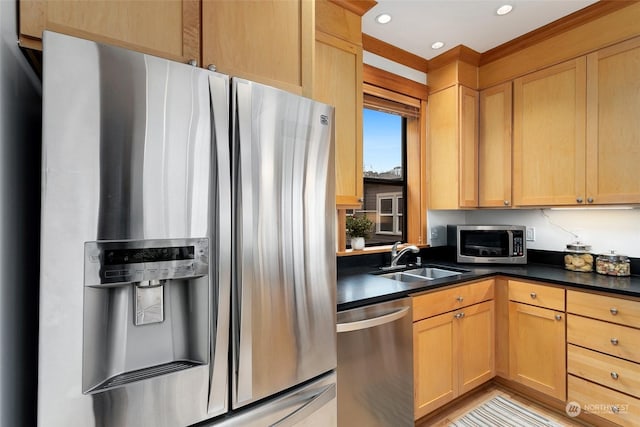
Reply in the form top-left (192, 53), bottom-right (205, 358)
top-left (413, 299), bottom-right (494, 419)
top-left (567, 290), bottom-right (640, 425)
top-left (508, 301), bottom-right (566, 400)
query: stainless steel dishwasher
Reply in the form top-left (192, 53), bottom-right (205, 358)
top-left (337, 298), bottom-right (413, 426)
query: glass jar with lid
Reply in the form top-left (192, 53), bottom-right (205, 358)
top-left (596, 251), bottom-right (631, 276)
top-left (564, 242), bottom-right (593, 272)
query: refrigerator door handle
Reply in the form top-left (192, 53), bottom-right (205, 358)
top-left (336, 306), bottom-right (410, 333)
top-left (270, 383), bottom-right (337, 427)
top-left (207, 72), bottom-right (232, 415)
top-left (234, 80), bottom-right (254, 404)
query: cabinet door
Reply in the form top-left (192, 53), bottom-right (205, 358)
top-left (479, 83), bottom-right (512, 207)
top-left (20, 0), bottom-right (199, 63)
top-left (428, 85), bottom-right (478, 209)
top-left (586, 36), bottom-right (640, 204)
top-left (314, 32), bottom-right (363, 207)
top-left (414, 312), bottom-right (456, 420)
top-left (509, 302), bottom-right (566, 400)
top-left (513, 58), bottom-right (587, 206)
top-left (459, 301), bottom-right (495, 394)
top-left (202, 0), bottom-right (313, 94)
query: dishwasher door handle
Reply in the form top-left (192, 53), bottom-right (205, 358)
top-left (336, 306), bottom-right (410, 333)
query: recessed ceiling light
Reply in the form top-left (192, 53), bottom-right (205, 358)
top-left (431, 41), bottom-right (445, 50)
top-left (496, 4), bottom-right (513, 16)
top-left (375, 13), bottom-right (392, 24)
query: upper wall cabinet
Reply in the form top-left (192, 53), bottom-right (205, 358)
top-left (512, 58), bottom-right (587, 206)
top-left (313, 0), bottom-right (370, 208)
top-left (585, 36), bottom-right (640, 205)
top-left (479, 82), bottom-right (512, 208)
top-left (202, 0), bottom-right (313, 94)
top-left (19, 0), bottom-right (200, 63)
top-left (428, 85), bottom-right (479, 209)
top-left (513, 37), bottom-right (640, 207)
top-left (313, 34), bottom-right (363, 206)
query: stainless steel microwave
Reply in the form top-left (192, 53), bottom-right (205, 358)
top-left (447, 225), bottom-right (527, 264)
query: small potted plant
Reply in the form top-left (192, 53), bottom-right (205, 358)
top-left (346, 214), bottom-right (374, 250)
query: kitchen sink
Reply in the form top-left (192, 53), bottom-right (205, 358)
top-left (379, 266), bottom-right (468, 282)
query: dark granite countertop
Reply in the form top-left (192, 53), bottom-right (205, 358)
top-left (337, 249), bottom-right (640, 311)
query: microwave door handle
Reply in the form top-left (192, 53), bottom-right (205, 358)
top-left (507, 230), bottom-right (514, 256)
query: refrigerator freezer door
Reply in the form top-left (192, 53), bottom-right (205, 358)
top-left (207, 372), bottom-right (336, 427)
top-left (38, 31), bottom-right (225, 427)
top-left (232, 78), bottom-right (336, 408)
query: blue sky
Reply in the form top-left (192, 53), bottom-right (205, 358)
top-left (363, 109), bottom-right (402, 173)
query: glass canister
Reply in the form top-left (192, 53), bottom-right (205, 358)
top-left (564, 242), bottom-right (594, 272)
top-left (596, 251), bottom-right (631, 276)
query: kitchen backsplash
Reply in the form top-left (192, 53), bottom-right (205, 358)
top-left (428, 208), bottom-right (640, 258)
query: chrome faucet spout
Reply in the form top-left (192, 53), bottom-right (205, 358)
top-left (390, 244), bottom-right (420, 267)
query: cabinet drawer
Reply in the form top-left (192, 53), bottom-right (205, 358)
top-left (568, 314), bottom-right (640, 363)
top-left (568, 344), bottom-right (640, 398)
top-left (413, 279), bottom-right (494, 321)
top-left (569, 375), bottom-right (640, 427)
top-left (567, 290), bottom-right (640, 329)
top-left (508, 280), bottom-right (564, 311)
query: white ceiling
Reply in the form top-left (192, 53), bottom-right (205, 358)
top-left (362, 0), bottom-right (600, 61)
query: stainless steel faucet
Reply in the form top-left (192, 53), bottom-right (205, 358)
top-left (390, 241), bottom-right (420, 267)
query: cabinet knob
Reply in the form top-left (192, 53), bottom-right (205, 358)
top-left (454, 312), bottom-right (465, 319)
top-left (187, 59), bottom-right (198, 67)
top-left (504, 200), bottom-right (510, 206)
top-left (555, 314), bottom-right (562, 321)
top-left (587, 197), bottom-right (594, 203)
top-left (576, 197), bottom-right (584, 203)
top-left (207, 64), bottom-right (217, 71)
top-left (611, 338), bottom-right (619, 346)
top-left (530, 292), bottom-right (537, 299)
top-left (611, 372), bottom-right (619, 380)
top-left (612, 405), bottom-right (620, 414)
top-left (610, 307), bottom-right (619, 315)
top-left (456, 296), bottom-right (464, 303)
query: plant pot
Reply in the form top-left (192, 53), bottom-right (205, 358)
top-left (351, 237), bottom-right (365, 250)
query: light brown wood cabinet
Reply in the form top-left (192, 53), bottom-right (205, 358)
top-left (508, 280), bottom-right (566, 400)
top-left (567, 290), bottom-right (640, 426)
top-left (428, 85), bottom-right (479, 209)
top-left (513, 36), bottom-right (640, 206)
top-left (19, 0), bottom-right (200, 63)
top-left (202, 0), bottom-right (313, 94)
top-left (585, 36), bottom-right (640, 205)
top-left (314, 37), bottom-right (362, 205)
top-left (512, 58), bottom-right (587, 206)
top-left (478, 82), bottom-right (512, 207)
top-left (413, 280), bottom-right (494, 419)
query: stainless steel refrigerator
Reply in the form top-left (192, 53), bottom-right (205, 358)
top-left (38, 31), bottom-right (336, 427)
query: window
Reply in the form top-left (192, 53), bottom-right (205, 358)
top-left (337, 71), bottom-right (426, 253)
top-left (350, 107), bottom-right (406, 246)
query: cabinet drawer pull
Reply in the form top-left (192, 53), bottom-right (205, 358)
top-left (610, 307), bottom-right (618, 315)
top-left (454, 312), bottom-right (465, 319)
top-left (554, 314), bottom-right (562, 321)
top-left (612, 405), bottom-right (620, 414)
top-left (611, 338), bottom-right (619, 346)
top-left (456, 296), bottom-right (464, 303)
top-left (611, 372), bottom-right (619, 380)
top-left (530, 292), bottom-right (537, 299)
